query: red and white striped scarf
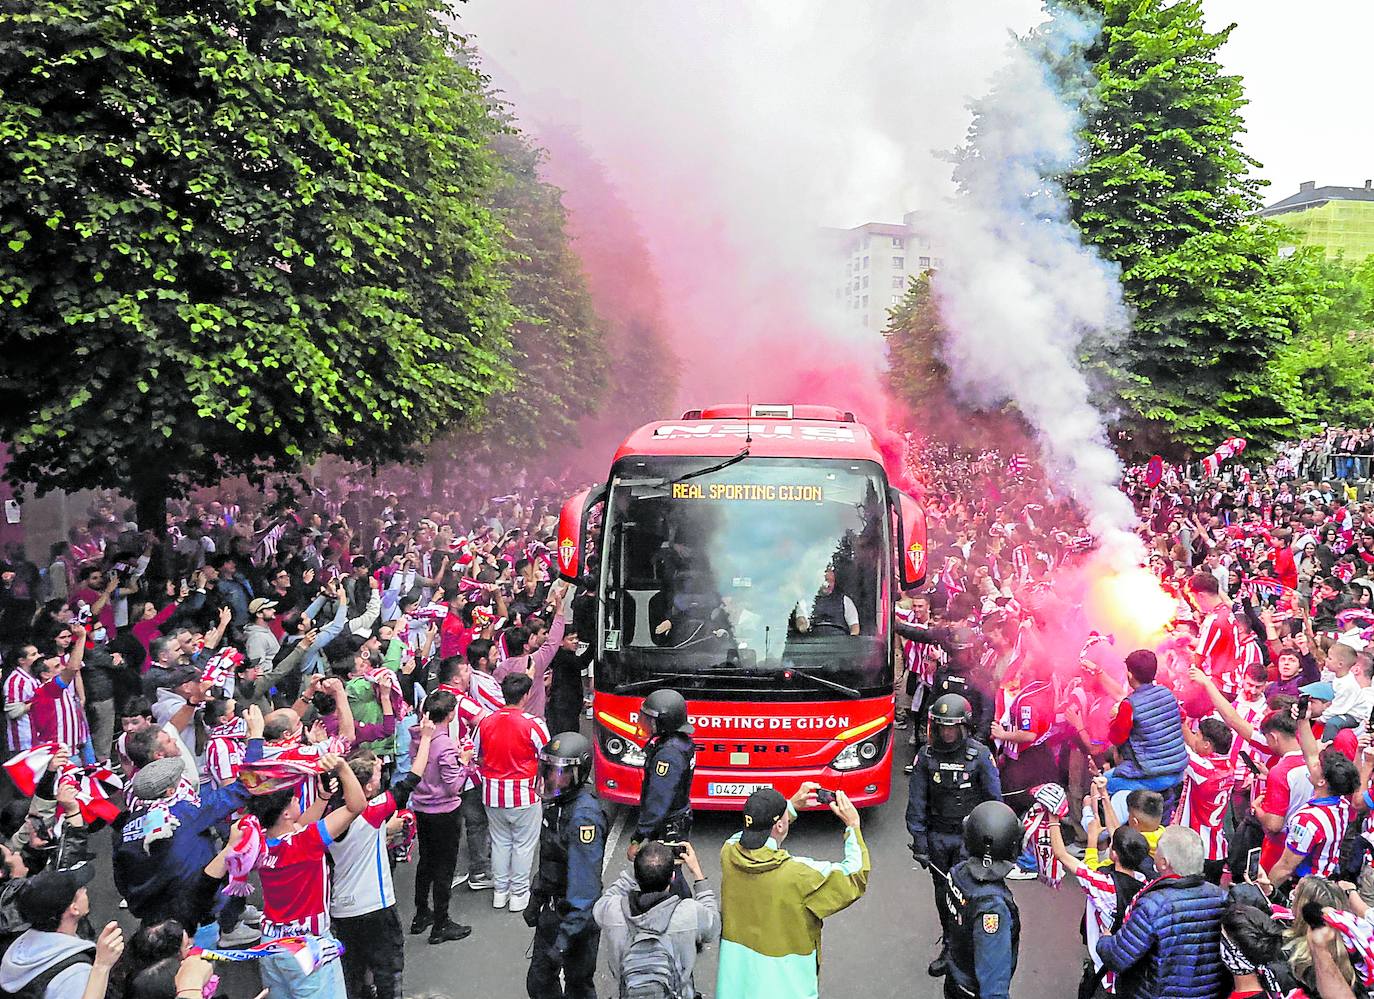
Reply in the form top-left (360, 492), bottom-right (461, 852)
top-left (1021, 783), bottom-right (1070, 887)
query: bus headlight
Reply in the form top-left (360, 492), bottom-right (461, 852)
top-left (831, 730), bottom-right (888, 772)
top-left (599, 727), bottom-right (646, 767)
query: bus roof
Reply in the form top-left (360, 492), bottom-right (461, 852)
top-left (613, 411), bottom-right (886, 464)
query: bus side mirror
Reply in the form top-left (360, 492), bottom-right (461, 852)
top-left (557, 484), bottom-right (607, 583)
top-left (891, 488), bottom-right (927, 589)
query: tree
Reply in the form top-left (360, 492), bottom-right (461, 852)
top-left (0, 0), bottom-right (512, 525)
top-left (883, 273), bottom-right (953, 410)
top-left (1049, 0), bottom-right (1308, 454)
top-left (431, 128), bottom-right (609, 467)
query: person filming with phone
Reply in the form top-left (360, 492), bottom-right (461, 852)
top-left (593, 840), bottom-right (719, 999)
top-left (715, 782), bottom-right (869, 999)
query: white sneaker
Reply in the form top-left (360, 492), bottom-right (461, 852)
top-left (240, 905), bottom-right (263, 928)
top-left (118, 898), bottom-right (128, 910)
top-left (218, 922), bottom-right (261, 948)
top-left (493, 890), bottom-right (509, 909)
top-left (1007, 868), bottom-right (1039, 881)
top-left (507, 892), bottom-right (530, 913)
top-left (451, 870), bottom-right (469, 889)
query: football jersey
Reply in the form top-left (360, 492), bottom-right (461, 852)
top-left (3, 669), bottom-right (38, 752)
top-left (329, 793), bottom-right (399, 918)
top-left (1285, 795), bottom-right (1352, 879)
top-left (28, 677), bottom-right (88, 752)
top-left (259, 820), bottom-right (333, 939)
top-left (1196, 607), bottom-right (1239, 695)
top-left (1175, 750), bottom-right (1235, 861)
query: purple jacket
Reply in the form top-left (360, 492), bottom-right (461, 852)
top-left (408, 725), bottom-right (474, 814)
top-left (492, 612), bottom-right (566, 719)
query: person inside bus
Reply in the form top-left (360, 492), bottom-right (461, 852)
top-left (793, 565), bottom-right (861, 636)
top-left (650, 569), bottom-right (731, 650)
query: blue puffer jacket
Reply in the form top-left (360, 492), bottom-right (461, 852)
top-left (1116, 682), bottom-right (1188, 780)
top-left (1097, 874), bottom-right (1227, 999)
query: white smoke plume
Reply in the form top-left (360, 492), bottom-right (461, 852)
top-left (926, 11), bottom-right (1141, 559)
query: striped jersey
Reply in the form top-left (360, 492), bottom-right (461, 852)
top-left (205, 735), bottom-right (246, 789)
top-left (29, 676), bottom-right (89, 752)
top-left (1286, 795), bottom-right (1352, 879)
top-left (3, 669), bottom-right (38, 751)
top-left (1228, 697), bottom-right (1270, 785)
top-left (1074, 862), bottom-right (1147, 972)
top-left (437, 683), bottom-right (485, 792)
top-left (1174, 750), bottom-right (1235, 861)
top-left (470, 669), bottom-right (504, 714)
top-left (475, 706), bottom-right (549, 809)
top-left (1196, 607), bottom-right (1239, 696)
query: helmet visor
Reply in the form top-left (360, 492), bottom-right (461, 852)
top-left (636, 706), bottom-right (661, 741)
top-left (536, 759), bottom-right (579, 801)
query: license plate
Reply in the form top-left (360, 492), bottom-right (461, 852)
top-left (707, 782), bottom-right (772, 797)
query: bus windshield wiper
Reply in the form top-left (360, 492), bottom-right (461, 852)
top-left (612, 673), bottom-right (705, 694)
top-left (780, 666), bottom-right (862, 699)
top-left (669, 448), bottom-right (750, 487)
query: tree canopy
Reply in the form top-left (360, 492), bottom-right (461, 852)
top-left (0, 0), bottom-right (513, 520)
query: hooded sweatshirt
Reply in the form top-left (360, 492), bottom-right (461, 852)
top-left (593, 868), bottom-right (719, 999)
top-left (0, 929), bottom-right (94, 998)
top-left (716, 827), bottom-right (870, 999)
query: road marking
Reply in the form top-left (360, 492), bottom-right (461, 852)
top-left (603, 807), bottom-right (628, 873)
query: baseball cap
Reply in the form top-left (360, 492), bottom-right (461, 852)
top-left (739, 787), bottom-right (788, 850)
top-left (1299, 680), bottom-right (1336, 702)
top-left (17, 862), bottom-right (94, 931)
top-left (247, 597), bottom-right (278, 615)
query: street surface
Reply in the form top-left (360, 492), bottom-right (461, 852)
top-left (84, 736), bottom-right (1087, 998)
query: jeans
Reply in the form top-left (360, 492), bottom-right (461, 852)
top-left (335, 906), bottom-right (404, 999)
top-left (454, 786), bottom-right (491, 878)
top-left (259, 936), bottom-right (345, 999)
top-left (486, 802), bottom-right (541, 897)
top-left (85, 698), bottom-right (114, 762)
top-left (414, 808), bottom-right (462, 921)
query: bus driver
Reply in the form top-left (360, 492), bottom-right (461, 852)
top-left (794, 566), bottom-right (860, 636)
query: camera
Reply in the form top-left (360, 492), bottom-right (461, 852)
top-left (668, 842), bottom-right (687, 858)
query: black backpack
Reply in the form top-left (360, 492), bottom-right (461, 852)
top-left (618, 896), bottom-right (683, 999)
top-left (0, 951), bottom-right (92, 999)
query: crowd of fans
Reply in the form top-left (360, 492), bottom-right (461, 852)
top-left (897, 435), bottom-right (1374, 998)
top-left (2, 427), bottom-right (1374, 997)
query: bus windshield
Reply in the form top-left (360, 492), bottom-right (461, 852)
top-left (598, 456), bottom-right (891, 698)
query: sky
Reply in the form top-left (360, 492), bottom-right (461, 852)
top-left (459, 0), bottom-right (1374, 227)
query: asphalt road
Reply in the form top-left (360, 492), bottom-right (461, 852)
top-left (86, 736), bottom-right (1088, 998)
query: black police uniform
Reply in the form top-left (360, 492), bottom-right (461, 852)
top-left (526, 782), bottom-right (607, 999)
top-left (635, 730), bottom-right (695, 844)
top-left (944, 857), bottom-right (1020, 999)
top-left (895, 622), bottom-right (992, 742)
top-left (906, 735), bottom-right (1001, 964)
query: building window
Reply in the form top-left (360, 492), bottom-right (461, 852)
top-left (933, 257), bottom-right (944, 267)
top-left (892, 256), bottom-right (904, 268)
top-left (892, 295), bottom-right (901, 305)
top-left (892, 237), bottom-right (904, 248)
top-left (919, 256), bottom-right (931, 267)
top-left (892, 276), bottom-right (905, 289)
top-left (862, 256), bottom-right (869, 268)
top-left (863, 314), bottom-right (869, 326)
top-left (853, 299), bottom-right (860, 309)
top-left (862, 295), bottom-right (869, 307)
top-left (862, 275), bottom-right (869, 288)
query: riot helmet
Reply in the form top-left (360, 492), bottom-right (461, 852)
top-left (962, 801), bottom-right (1021, 880)
top-left (928, 693), bottom-right (971, 747)
top-left (536, 731), bottom-right (593, 803)
top-left (640, 689), bottom-right (693, 738)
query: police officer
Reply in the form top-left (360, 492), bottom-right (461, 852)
top-left (945, 801), bottom-right (1021, 999)
top-left (526, 731), bottom-right (606, 999)
top-left (907, 692), bottom-right (1002, 978)
top-left (628, 688), bottom-right (696, 858)
top-left (897, 623), bottom-right (992, 774)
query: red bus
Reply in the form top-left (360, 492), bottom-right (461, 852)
top-left (557, 404), bottom-right (927, 809)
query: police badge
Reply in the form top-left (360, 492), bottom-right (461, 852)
top-left (579, 825), bottom-right (596, 844)
top-left (982, 913), bottom-right (999, 934)
top-left (655, 760), bottom-right (670, 777)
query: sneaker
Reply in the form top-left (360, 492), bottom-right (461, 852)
top-left (451, 870), bottom-right (470, 889)
top-left (903, 763), bottom-right (915, 775)
top-left (118, 898), bottom-right (128, 910)
top-left (240, 905), bottom-right (263, 928)
top-left (410, 908), bottom-right (435, 935)
top-left (584, 705), bottom-right (593, 719)
top-left (493, 891), bottom-right (509, 909)
top-left (218, 922), bottom-right (261, 948)
top-left (507, 892), bottom-right (530, 913)
top-left (1007, 867), bottom-right (1039, 881)
top-left (468, 872), bottom-right (495, 891)
top-left (894, 715), bottom-right (908, 730)
top-left (428, 920), bottom-right (473, 945)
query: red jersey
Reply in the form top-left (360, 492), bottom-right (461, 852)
top-left (1285, 796), bottom-right (1352, 879)
top-left (28, 676), bottom-right (88, 752)
top-left (1196, 606), bottom-right (1239, 696)
top-left (4, 669), bottom-right (38, 752)
top-left (1174, 750), bottom-right (1235, 861)
top-left (994, 678), bottom-right (1054, 761)
top-left (476, 706), bottom-right (549, 809)
top-left (259, 820), bottom-right (333, 939)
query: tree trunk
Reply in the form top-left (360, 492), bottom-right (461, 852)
top-left (132, 473), bottom-right (170, 537)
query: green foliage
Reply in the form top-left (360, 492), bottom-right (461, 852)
top-left (1048, 0), bottom-right (1313, 454)
top-left (436, 128), bottom-right (609, 460)
top-left (0, 0), bottom-right (513, 508)
top-left (883, 274), bottom-right (952, 410)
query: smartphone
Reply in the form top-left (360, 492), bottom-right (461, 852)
top-left (814, 788), bottom-right (837, 806)
top-left (1245, 847), bottom-right (1262, 883)
top-left (1239, 751), bottom-right (1261, 776)
top-left (1297, 693), bottom-right (1312, 718)
top-left (667, 842), bottom-right (687, 858)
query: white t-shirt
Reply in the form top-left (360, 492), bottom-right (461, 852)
top-left (1321, 671), bottom-right (1362, 720)
top-left (328, 792), bottom-right (399, 918)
